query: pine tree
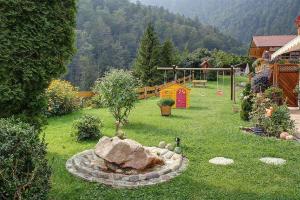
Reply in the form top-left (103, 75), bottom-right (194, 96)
top-left (160, 39), bottom-right (175, 67)
top-left (133, 23), bottom-right (162, 86)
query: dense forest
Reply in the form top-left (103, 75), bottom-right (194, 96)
top-left (132, 0), bottom-right (300, 43)
top-left (65, 0), bottom-right (245, 90)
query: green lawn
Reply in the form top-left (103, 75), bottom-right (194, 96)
top-left (45, 78), bottom-right (300, 200)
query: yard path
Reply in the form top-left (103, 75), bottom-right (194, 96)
top-left (289, 107), bottom-right (300, 138)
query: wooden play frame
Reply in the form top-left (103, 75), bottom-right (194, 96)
top-left (157, 65), bottom-right (241, 103)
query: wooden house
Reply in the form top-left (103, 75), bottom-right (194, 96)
top-left (248, 16), bottom-right (300, 107)
top-left (160, 83), bottom-right (191, 109)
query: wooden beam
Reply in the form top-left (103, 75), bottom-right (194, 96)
top-left (157, 67), bottom-right (239, 71)
top-left (231, 67), bottom-right (234, 101)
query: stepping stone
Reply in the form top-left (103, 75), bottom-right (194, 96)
top-left (209, 157), bottom-right (234, 165)
top-left (259, 157), bottom-right (286, 165)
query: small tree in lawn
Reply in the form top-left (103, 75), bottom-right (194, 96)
top-left (93, 69), bottom-right (140, 138)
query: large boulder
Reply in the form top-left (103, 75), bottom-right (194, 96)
top-left (95, 136), bottom-right (163, 170)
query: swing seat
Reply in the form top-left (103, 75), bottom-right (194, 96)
top-left (216, 90), bottom-right (224, 96)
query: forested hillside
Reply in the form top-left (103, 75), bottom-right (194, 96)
top-left (66, 0), bottom-right (244, 89)
top-left (132, 0), bottom-right (300, 43)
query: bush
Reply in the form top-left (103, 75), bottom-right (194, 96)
top-left (0, 118), bottom-right (51, 200)
top-left (46, 80), bottom-right (79, 116)
top-left (250, 95), bottom-right (274, 128)
top-left (240, 95), bottom-right (253, 121)
top-left (240, 83), bottom-right (253, 121)
top-left (93, 69), bottom-right (140, 134)
top-left (250, 95), bottom-right (295, 137)
top-left (242, 83), bottom-right (252, 97)
top-left (207, 71), bottom-right (217, 81)
top-left (261, 105), bottom-right (295, 137)
top-left (157, 98), bottom-right (175, 107)
top-left (72, 115), bottom-right (103, 141)
top-left (0, 1), bottom-right (76, 129)
top-left (90, 94), bottom-right (105, 108)
top-left (264, 87), bottom-right (284, 105)
top-left (251, 70), bottom-right (271, 93)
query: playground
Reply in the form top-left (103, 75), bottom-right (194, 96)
top-left (45, 78), bottom-right (300, 200)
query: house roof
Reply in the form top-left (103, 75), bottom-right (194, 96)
top-left (252, 35), bottom-right (297, 47)
top-left (160, 82), bottom-right (191, 91)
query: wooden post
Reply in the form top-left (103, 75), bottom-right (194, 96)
top-left (230, 66), bottom-right (234, 101)
top-left (192, 70), bottom-right (195, 81)
top-left (233, 68), bottom-right (236, 104)
top-left (144, 87), bottom-right (147, 99)
top-left (183, 70), bottom-right (186, 84)
top-left (173, 65), bottom-right (177, 82)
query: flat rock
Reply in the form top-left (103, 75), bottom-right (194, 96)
top-left (209, 157), bottom-right (234, 165)
top-left (95, 136), bottom-right (163, 170)
top-left (259, 157), bottom-right (286, 165)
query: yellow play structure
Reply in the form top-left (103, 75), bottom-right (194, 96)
top-left (160, 83), bottom-right (191, 108)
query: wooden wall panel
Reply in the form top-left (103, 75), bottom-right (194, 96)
top-left (278, 72), bottom-right (298, 107)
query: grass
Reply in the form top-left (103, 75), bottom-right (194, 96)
top-left (45, 77), bottom-right (300, 200)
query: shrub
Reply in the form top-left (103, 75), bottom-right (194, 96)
top-left (0, 1), bottom-right (76, 129)
top-left (261, 105), bottom-right (295, 137)
top-left (90, 94), bottom-right (105, 108)
top-left (93, 69), bottom-right (140, 134)
top-left (264, 87), bottom-right (284, 105)
top-left (46, 80), bottom-right (79, 116)
top-left (250, 95), bottom-right (295, 137)
top-left (294, 84), bottom-right (300, 94)
top-left (242, 83), bottom-right (252, 97)
top-left (72, 115), bottom-right (103, 141)
top-left (0, 118), bottom-right (51, 200)
top-left (157, 98), bottom-right (175, 107)
top-left (250, 95), bottom-right (274, 127)
top-left (251, 70), bottom-right (271, 93)
top-left (240, 95), bottom-right (253, 121)
top-left (240, 83), bottom-right (253, 121)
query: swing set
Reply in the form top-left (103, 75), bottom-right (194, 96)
top-left (158, 66), bottom-right (240, 103)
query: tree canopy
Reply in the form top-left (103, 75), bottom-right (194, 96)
top-left (0, 0), bottom-right (76, 129)
top-left (66, 0), bottom-right (244, 90)
top-left (133, 0), bottom-right (300, 43)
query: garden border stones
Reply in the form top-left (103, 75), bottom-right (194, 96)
top-left (66, 147), bottom-right (188, 188)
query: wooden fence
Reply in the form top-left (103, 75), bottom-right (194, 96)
top-left (77, 75), bottom-right (192, 100)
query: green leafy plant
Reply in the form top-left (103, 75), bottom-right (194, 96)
top-left (157, 98), bottom-right (175, 107)
top-left (93, 69), bottom-right (140, 134)
top-left (294, 84), bottom-right (300, 94)
top-left (240, 83), bottom-right (253, 121)
top-left (0, 1), bottom-right (76, 129)
top-left (0, 118), bottom-right (51, 200)
top-left (261, 105), bottom-right (295, 137)
top-left (72, 115), bottom-right (103, 141)
top-left (240, 95), bottom-right (253, 121)
top-left (264, 87), bottom-right (284, 105)
top-left (250, 95), bottom-right (274, 128)
top-left (46, 80), bottom-right (79, 116)
top-left (250, 95), bottom-right (295, 137)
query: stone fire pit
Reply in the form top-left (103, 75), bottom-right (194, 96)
top-left (66, 137), bottom-right (188, 188)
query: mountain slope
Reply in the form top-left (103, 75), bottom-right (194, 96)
top-left (132, 0), bottom-right (300, 43)
top-left (66, 0), bottom-right (244, 89)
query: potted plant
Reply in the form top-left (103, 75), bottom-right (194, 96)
top-left (293, 84), bottom-right (300, 109)
top-left (157, 98), bottom-right (175, 116)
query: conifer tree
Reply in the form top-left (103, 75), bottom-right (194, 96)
top-left (160, 39), bottom-right (175, 67)
top-left (133, 23), bottom-right (162, 86)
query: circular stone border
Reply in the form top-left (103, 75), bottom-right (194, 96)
top-left (66, 147), bottom-right (188, 188)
